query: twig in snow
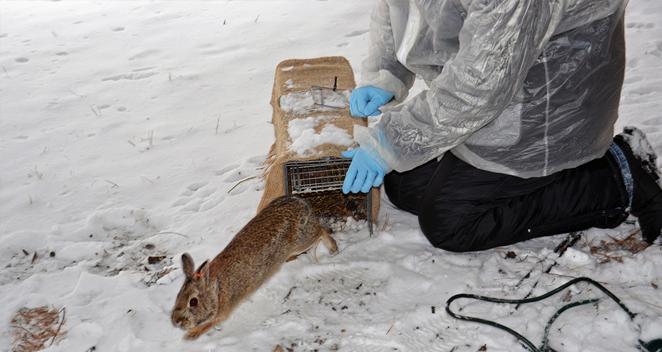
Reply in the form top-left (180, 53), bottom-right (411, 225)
top-left (2, 65), bottom-right (9, 78)
top-left (386, 316), bottom-right (395, 335)
top-left (105, 179), bottom-right (119, 188)
top-left (215, 114), bottom-right (221, 134)
top-left (225, 121), bottom-right (245, 134)
top-left (544, 272), bottom-right (608, 284)
top-left (90, 105), bottom-right (102, 116)
top-left (513, 232), bottom-right (582, 310)
top-left (29, 165), bottom-right (44, 179)
top-left (228, 176), bottom-right (257, 193)
top-left (141, 130), bottom-right (154, 149)
top-left (50, 308), bottom-right (66, 347)
top-left (155, 231), bottom-right (189, 237)
top-left (255, 14), bottom-right (260, 22)
top-left (628, 294), bottom-right (662, 310)
top-left (137, 231), bottom-right (189, 245)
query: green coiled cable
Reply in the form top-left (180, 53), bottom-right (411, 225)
top-left (446, 277), bottom-right (661, 352)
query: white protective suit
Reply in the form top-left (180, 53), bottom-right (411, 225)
top-left (353, 0), bottom-right (628, 178)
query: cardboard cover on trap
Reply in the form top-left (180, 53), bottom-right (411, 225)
top-left (258, 56), bottom-right (380, 226)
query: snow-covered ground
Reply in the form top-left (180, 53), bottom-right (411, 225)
top-left (1, 1), bottom-right (661, 351)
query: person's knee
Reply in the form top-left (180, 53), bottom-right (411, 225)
top-left (383, 171), bottom-right (423, 215)
top-left (418, 207), bottom-right (477, 252)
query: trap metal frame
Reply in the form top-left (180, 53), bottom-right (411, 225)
top-left (283, 157), bottom-right (373, 234)
top-left (307, 77), bottom-right (349, 111)
top-left (309, 85), bottom-right (349, 111)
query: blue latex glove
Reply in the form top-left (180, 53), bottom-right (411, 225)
top-left (350, 86), bottom-right (394, 117)
top-left (342, 148), bottom-right (386, 194)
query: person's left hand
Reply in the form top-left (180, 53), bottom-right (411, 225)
top-left (350, 86), bottom-right (394, 117)
top-left (342, 148), bottom-right (386, 193)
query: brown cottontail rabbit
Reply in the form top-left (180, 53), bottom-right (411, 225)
top-left (171, 195), bottom-right (338, 340)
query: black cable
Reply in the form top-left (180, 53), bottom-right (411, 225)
top-left (539, 298), bottom-right (600, 351)
top-left (445, 277), bottom-right (659, 352)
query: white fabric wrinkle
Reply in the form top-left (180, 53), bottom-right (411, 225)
top-left (355, 0), bottom-right (627, 176)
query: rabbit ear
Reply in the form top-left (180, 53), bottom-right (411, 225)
top-left (195, 260), bottom-right (209, 274)
top-left (181, 253), bottom-right (195, 279)
top-left (193, 260), bottom-right (210, 283)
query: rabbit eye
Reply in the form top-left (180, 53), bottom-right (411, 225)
top-left (189, 298), bottom-right (198, 307)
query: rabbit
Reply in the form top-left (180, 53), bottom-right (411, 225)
top-left (171, 195), bottom-right (338, 340)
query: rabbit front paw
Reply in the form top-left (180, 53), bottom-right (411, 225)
top-left (183, 321), bottom-right (215, 340)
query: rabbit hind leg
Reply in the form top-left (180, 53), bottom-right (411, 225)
top-left (288, 226), bottom-right (337, 262)
top-left (317, 226), bottom-right (337, 253)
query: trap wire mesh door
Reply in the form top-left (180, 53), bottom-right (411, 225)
top-left (284, 157), bottom-right (373, 235)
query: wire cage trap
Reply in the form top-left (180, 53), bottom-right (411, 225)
top-left (284, 157), bottom-right (373, 234)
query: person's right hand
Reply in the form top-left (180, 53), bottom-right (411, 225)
top-left (341, 148), bottom-right (386, 194)
top-left (350, 86), bottom-right (394, 117)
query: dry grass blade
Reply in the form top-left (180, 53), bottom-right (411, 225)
top-left (137, 231), bottom-right (189, 244)
top-left (586, 229), bottom-right (650, 264)
top-left (381, 213), bottom-right (390, 232)
top-left (386, 316), bottom-right (396, 335)
top-left (628, 294), bottom-right (662, 311)
top-left (258, 144), bottom-right (277, 179)
top-left (11, 306), bottom-right (67, 352)
top-left (228, 176), bottom-right (257, 193)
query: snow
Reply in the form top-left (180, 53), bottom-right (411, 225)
top-left (287, 116), bottom-right (355, 157)
top-left (280, 89), bottom-right (351, 114)
top-left (1, 1), bottom-right (661, 352)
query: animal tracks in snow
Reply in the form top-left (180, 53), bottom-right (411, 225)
top-left (171, 181), bottom-right (224, 212)
top-left (249, 262), bottom-right (462, 352)
top-left (345, 29), bottom-right (369, 37)
top-left (101, 67), bottom-right (159, 82)
top-left (171, 156), bottom-right (266, 212)
top-left (626, 22), bottom-right (655, 30)
top-left (649, 40), bottom-right (662, 58)
top-left (0, 207), bottom-right (173, 286)
top-left (214, 163), bottom-right (240, 177)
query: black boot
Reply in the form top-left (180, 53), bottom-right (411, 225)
top-left (613, 127), bottom-right (662, 244)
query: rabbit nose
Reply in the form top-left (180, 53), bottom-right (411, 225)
top-left (172, 310), bottom-right (185, 327)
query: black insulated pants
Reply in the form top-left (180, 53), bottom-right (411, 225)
top-left (383, 151), bottom-right (629, 252)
